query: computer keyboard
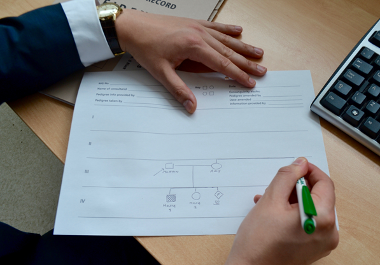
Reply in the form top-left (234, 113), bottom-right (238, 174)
top-left (311, 19), bottom-right (380, 156)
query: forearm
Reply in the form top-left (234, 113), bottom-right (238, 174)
top-left (0, 4), bottom-right (84, 103)
top-left (0, 0), bottom-right (112, 104)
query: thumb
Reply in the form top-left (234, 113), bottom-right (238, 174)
top-left (265, 157), bottom-right (309, 202)
top-left (152, 63), bottom-right (197, 113)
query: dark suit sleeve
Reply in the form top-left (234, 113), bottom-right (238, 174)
top-left (0, 4), bottom-right (85, 104)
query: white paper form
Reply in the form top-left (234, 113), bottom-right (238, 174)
top-left (54, 70), bottom-right (329, 236)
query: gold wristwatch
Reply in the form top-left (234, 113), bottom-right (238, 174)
top-left (97, 2), bottom-right (125, 56)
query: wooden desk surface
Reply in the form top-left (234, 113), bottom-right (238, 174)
top-left (2, 0), bottom-right (380, 264)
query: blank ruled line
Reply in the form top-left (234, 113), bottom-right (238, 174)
top-left (127, 90), bottom-right (171, 93)
top-left (245, 99), bottom-right (302, 101)
top-left (89, 129), bottom-right (308, 135)
top-left (94, 104), bottom-right (181, 110)
top-left (239, 85), bottom-right (301, 89)
top-left (86, 156), bottom-right (312, 161)
top-left (110, 84), bottom-right (163, 86)
top-left (81, 185), bottom-right (269, 189)
top-left (123, 102), bottom-right (182, 107)
top-left (135, 96), bottom-right (177, 101)
top-left (94, 104), bottom-right (304, 110)
top-left (262, 95), bottom-right (302, 97)
top-left (199, 107), bottom-right (304, 110)
top-left (78, 216), bottom-right (246, 220)
top-left (268, 103), bottom-right (303, 106)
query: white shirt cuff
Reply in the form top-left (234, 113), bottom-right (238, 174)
top-left (61, 0), bottom-right (114, 67)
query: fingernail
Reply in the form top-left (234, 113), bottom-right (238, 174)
top-left (254, 48), bottom-right (263, 56)
top-left (234, 26), bottom-right (243, 32)
top-left (257, 64), bottom-right (267, 73)
top-left (248, 77), bottom-right (256, 86)
top-left (292, 157), bottom-right (306, 165)
top-left (183, 100), bottom-right (194, 113)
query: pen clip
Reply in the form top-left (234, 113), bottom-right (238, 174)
top-left (302, 186), bottom-right (317, 216)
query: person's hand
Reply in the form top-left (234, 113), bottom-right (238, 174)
top-left (115, 9), bottom-right (267, 113)
top-left (225, 157), bottom-right (339, 265)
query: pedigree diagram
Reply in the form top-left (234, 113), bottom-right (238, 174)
top-left (154, 160), bottom-right (224, 204)
top-left (153, 156), bottom-right (294, 205)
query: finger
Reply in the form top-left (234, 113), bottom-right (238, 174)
top-left (306, 162), bottom-right (331, 187)
top-left (196, 20), bottom-right (243, 36)
top-left (254, 194), bottom-right (262, 203)
top-left (265, 157), bottom-right (309, 202)
top-left (189, 43), bottom-right (258, 87)
top-left (149, 63), bottom-right (197, 113)
top-left (205, 28), bottom-right (264, 59)
top-left (306, 163), bottom-right (336, 211)
top-left (201, 33), bottom-right (266, 76)
top-left (306, 164), bottom-right (338, 248)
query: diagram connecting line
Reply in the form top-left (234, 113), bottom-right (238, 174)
top-left (154, 168), bottom-right (164, 176)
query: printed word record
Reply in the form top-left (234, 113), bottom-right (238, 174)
top-left (54, 70), bottom-right (328, 236)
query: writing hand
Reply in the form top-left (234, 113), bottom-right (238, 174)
top-left (225, 157), bottom-right (339, 265)
top-left (115, 10), bottom-right (266, 113)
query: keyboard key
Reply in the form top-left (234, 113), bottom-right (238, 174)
top-left (364, 100), bottom-right (380, 116)
top-left (366, 84), bottom-right (380, 98)
top-left (369, 31), bottom-right (380, 48)
top-left (350, 91), bottom-right (366, 107)
top-left (333, 80), bottom-right (352, 98)
top-left (360, 117), bottom-right (380, 139)
top-left (321, 92), bottom-right (346, 115)
top-left (374, 55), bottom-right (380, 68)
top-left (358, 80), bottom-right (370, 93)
top-left (352, 58), bottom-right (373, 75)
top-left (372, 70), bottom-right (380, 85)
top-left (342, 105), bottom-right (365, 127)
top-left (360, 47), bottom-right (375, 61)
top-left (343, 69), bottom-right (365, 87)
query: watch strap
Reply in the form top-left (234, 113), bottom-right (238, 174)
top-left (100, 19), bottom-right (125, 56)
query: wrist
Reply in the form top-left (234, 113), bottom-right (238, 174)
top-left (114, 8), bottom-right (139, 54)
top-left (114, 10), bottom-right (128, 53)
top-left (225, 249), bottom-right (256, 265)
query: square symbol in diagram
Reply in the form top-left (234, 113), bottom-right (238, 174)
top-left (165, 163), bottom-right (174, 169)
top-left (166, 194), bottom-right (176, 202)
top-left (209, 91), bottom-right (214, 96)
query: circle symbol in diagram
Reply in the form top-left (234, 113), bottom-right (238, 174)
top-left (192, 192), bottom-right (201, 200)
top-left (211, 163), bottom-right (222, 170)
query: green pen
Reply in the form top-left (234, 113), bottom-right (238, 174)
top-left (296, 177), bottom-right (317, 234)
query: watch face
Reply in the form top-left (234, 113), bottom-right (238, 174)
top-left (97, 3), bottom-right (119, 18)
